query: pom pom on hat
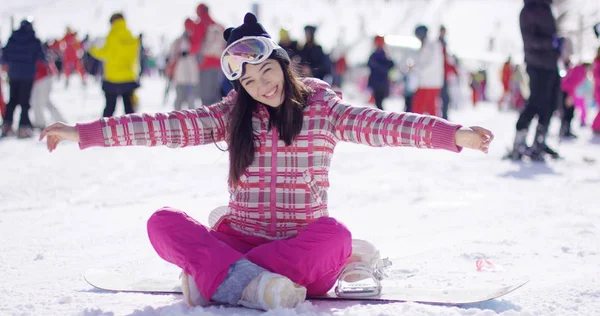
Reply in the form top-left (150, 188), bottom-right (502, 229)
top-left (222, 12), bottom-right (291, 90)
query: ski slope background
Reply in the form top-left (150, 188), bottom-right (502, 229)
top-left (2, 0), bottom-right (600, 64)
top-left (1, 76), bottom-right (600, 316)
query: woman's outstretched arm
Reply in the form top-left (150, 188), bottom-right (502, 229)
top-left (40, 91), bottom-right (236, 152)
top-left (323, 88), bottom-right (492, 153)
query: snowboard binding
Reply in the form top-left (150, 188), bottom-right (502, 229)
top-left (335, 239), bottom-right (392, 298)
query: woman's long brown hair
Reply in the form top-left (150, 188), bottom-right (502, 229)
top-left (228, 57), bottom-right (311, 185)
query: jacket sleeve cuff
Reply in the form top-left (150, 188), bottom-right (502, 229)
top-left (76, 120), bottom-right (106, 150)
top-left (431, 120), bottom-right (463, 153)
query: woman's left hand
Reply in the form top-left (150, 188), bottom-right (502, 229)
top-left (455, 126), bottom-right (494, 154)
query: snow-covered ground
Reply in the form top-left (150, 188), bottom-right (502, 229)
top-left (1, 76), bottom-right (600, 316)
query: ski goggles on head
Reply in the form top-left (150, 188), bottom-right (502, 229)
top-left (221, 36), bottom-right (281, 81)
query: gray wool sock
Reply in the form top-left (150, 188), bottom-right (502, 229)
top-left (211, 258), bottom-right (266, 305)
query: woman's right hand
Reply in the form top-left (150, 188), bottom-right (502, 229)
top-left (39, 122), bottom-right (80, 152)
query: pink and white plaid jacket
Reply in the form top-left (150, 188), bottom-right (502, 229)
top-left (77, 78), bottom-right (462, 239)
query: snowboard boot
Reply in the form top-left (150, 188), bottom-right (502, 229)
top-left (17, 127), bottom-right (33, 139)
top-left (559, 122), bottom-right (577, 139)
top-left (239, 272), bottom-right (307, 310)
top-left (507, 129), bottom-right (529, 160)
top-left (180, 271), bottom-right (211, 307)
top-left (529, 124), bottom-right (560, 161)
top-left (543, 145), bottom-right (561, 159)
top-left (1, 123), bottom-right (14, 137)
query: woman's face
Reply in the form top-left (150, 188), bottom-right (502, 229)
top-left (239, 59), bottom-right (285, 108)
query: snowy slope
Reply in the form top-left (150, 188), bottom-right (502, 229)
top-left (2, 0), bottom-right (598, 63)
top-left (0, 0), bottom-right (532, 63)
top-left (1, 76), bottom-right (600, 316)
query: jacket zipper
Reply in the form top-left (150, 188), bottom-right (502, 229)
top-left (269, 127), bottom-right (278, 234)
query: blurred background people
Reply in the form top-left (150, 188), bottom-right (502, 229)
top-left (192, 3), bottom-right (226, 106)
top-left (508, 0), bottom-right (561, 161)
top-left (1, 19), bottom-right (46, 138)
top-left (412, 25), bottom-right (444, 117)
top-left (298, 25), bottom-right (330, 80)
top-left (367, 35), bottom-right (395, 110)
top-left (167, 19), bottom-right (200, 111)
top-left (89, 13), bottom-right (140, 117)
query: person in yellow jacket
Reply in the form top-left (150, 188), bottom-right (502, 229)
top-left (90, 13), bottom-right (140, 117)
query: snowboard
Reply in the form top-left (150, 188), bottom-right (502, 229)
top-left (84, 268), bottom-right (529, 305)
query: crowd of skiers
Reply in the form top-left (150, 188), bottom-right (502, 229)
top-left (366, 24), bottom-right (463, 121)
top-left (1, 0), bottom-right (599, 157)
top-left (0, 13), bottom-right (149, 138)
top-left (363, 0), bottom-right (600, 163)
top-left (0, 7), bottom-right (459, 139)
top-left (163, 4), bottom-right (340, 112)
top-left (0, 2), bottom-right (344, 129)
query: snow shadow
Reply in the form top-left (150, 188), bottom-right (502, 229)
top-left (457, 298), bottom-right (522, 313)
top-left (79, 308), bottom-right (115, 316)
top-left (311, 298), bottom-right (522, 314)
top-left (80, 301), bottom-right (335, 316)
top-left (125, 303), bottom-right (262, 316)
top-left (82, 288), bottom-right (114, 294)
top-left (79, 303), bottom-right (265, 316)
top-left (589, 135), bottom-right (600, 145)
top-left (498, 162), bottom-right (560, 179)
top-left (79, 288), bottom-right (273, 315)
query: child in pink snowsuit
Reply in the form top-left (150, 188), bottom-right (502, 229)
top-left (40, 13), bottom-right (494, 311)
top-left (561, 62), bottom-right (590, 136)
top-left (592, 47), bottom-right (600, 133)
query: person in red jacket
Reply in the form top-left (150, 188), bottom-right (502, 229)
top-left (59, 27), bottom-right (86, 87)
top-left (333, 54), bottom-right (347, 89)
top-left (498, 57), bottom-right (513, 110)
top-left (191, 3), bottom-right (226, 106)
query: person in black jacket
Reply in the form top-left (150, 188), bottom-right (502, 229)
top-left (1, 19), bottom-right (46, 138)
top-left (367, 35), bottom-right (395, 110)
top-left (298, 25), bottom-right (330, 80)
top-left (508, 0), bottom-right (561, 161)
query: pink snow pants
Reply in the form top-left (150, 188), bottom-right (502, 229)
top-left (147, 207), bottom-right (352, 302)
top-left (574, 97), bottom-right (587, 125)
top-left (593, 91), bottom-right (600, 132)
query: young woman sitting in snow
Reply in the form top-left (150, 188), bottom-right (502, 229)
top-left (40, 13), bottom-right (494, 311)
